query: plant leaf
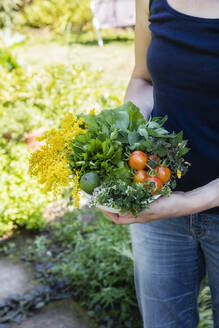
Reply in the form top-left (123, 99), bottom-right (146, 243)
top-left (128, 131), bottom-right (141, 145)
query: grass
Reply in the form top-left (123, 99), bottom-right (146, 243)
top-left (13, 28), bottom-right (134, 89)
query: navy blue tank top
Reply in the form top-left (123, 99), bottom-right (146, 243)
top-left (147, 0), bottom-right (219, 214)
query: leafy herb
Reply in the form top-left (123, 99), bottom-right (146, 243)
top-left (69, 102), bottom-right (190, 215)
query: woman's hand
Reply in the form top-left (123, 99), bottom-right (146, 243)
top-left (99, 192), bottom-right (189, 225)
top-left (99, 179), bottom-right (219, 225)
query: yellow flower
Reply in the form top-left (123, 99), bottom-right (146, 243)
top-left (29, 113), bottom-right (86, 196)
top-left (73, 170), bottom-right (81, 208)
top-left (89, 108), bottom-right (95, 115)
top-left (177, 169), bottom-right (182, 179)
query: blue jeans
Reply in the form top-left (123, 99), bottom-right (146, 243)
top-left (130, 213), bottom-right (219, 328)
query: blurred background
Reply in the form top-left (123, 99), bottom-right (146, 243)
top-left (0, 1), bottom-right (213, 327)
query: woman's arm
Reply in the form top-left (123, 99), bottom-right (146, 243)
top-left (184, 178), bottom-right (219, 213)
top-left (124, 0), bottom-right (153, 120)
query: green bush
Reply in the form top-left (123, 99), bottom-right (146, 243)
top-left (0, 62), bottom-right (122, 141)
top-left (0, 0), bottom-right (22, 27)
top-left (0, 138), bottom-right (49, 237)
top-left (0, 49), bottom-right (50, 236)
top-left (21, 0), bottom-right (92, 33)
top-left (198, 282), bottom-right (213, 328)
top-left (22, 208), bottom-right (142, 327)
top-left (0, 48), bottom-right (20, 71)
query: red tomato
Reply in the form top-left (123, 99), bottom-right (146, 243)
top-left (129, 151), bottom-right (148, 170)
top-left (154, 166), bottom-right (171, 184)
top-left (133, 170), bottom-right (148, 183)
top-left (145, 176), bottom-right (163, 194)
top-left (148, 155), bottom-right (160, 163)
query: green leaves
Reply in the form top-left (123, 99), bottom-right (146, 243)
top-left (128, 131), bottom-right (141, 145)
top-left (21, 208), bottom-right (141, 327)
top-left (70, 101), bottom-right (190, 198)
top-left (137, 125), bottom-right (148, 139)
top-left (111, 167), bottom-right (131, 183)
top-left (71, 103), bottom-right (148, 180)
top-left (0, 142), bottom-right (48, 237)
top-left (114, 110), bottom-right (129, 131)
top-left (84, 115), bottom-right (99, 132)
top-left (0, 48), bottom-right (20, 71)
top-left (22, 0), bottom-right (92, 33)
top-left (110, 128), bottom-right (119, 140)
top-left (115, 101), bottom-right (145, 130)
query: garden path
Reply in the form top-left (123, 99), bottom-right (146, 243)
top-left (0, 258), bottom-right (97, 328)
top-left (11, 300), bottom-right (97, 328)
top-left (0, 259), bottom-right (35, 302)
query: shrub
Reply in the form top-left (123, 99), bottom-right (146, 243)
top-left (0, 0), bottom-right (22, 27)
top-left (0, 48), bottom-right (20, 71)
top-left (198, 282), bottom-right (213, 328)
top-left (0, 138), bottom-right (49, 237)
top-left (22, 208), bottom-right (142, 327)
top-left (21, 0), bottom-right (92, 33)
top-left (0, 63), bottom-right (122, 141)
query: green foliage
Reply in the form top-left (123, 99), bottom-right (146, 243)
top-left (21, 0), bottom-right (92, 33)
top-left (0, 62), bottom-right (121, 141)
top-left (90, 176), bottom-right (171, 216)
top-left (0, 139), bottom-right (49, 236)
top-left (0, 0), bottom-right (21, 27)
top-left (198, 282), bottom-right (213, 328)
top-left (68, 102), bottom-right (190, 215)
top-left (71, 103), bottom-right (189, 183)
top-left (22, 207), bottom-right (142, 327)
top-left (0, 48), bottom-right (20, 71)
top-left (0, 46), bottom-right (122, 237)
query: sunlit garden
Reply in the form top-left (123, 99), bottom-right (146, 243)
top-left (0, 1), bottom-right (214, 327)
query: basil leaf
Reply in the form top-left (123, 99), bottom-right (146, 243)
top-left (114, 110), bottom-right (129, 130)
top-left (137, 125), bottom-right (149, 139)
top-left (128, 131), bottom-right (141, 145)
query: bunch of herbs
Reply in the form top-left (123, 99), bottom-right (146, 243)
top-left (68, 102), bottom-right (190, 215)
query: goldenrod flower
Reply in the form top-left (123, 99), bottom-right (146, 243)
top-left (177, 169), bottom-right (182, 179)
top-left (29, 113), bottom-right (86, 196)
top-left (89, 108), bottom-right (95, 115)
top-left (73, 171), bottom-right (81, 208)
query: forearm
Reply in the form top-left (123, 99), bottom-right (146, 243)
top-left (185, 178), bottom-right (219, 213)
top-left (124, 76), bottom-right (154, 120)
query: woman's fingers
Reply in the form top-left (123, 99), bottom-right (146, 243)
top-left (99, 209), bottom-right (138, 225)
top-left (99, 209), bottom-right (119, 222)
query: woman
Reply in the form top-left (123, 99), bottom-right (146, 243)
top-left (100, 0), bottom-right (219, 327)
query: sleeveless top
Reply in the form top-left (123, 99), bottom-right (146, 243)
top-left (147, 0), bottom-right (219, 214)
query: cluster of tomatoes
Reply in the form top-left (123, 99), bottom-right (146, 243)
top-left (128, 150), bottom-right (171, 194)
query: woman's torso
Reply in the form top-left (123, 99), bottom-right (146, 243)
top-left (147, 0), bottom-right (219, 214)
